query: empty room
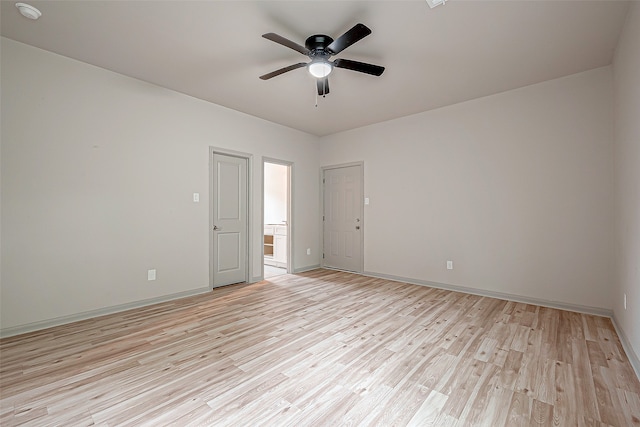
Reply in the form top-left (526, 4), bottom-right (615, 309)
top-left (1, 1), bottom-right (639, 425)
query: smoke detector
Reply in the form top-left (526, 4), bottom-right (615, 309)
top-left (15, 3), bottom-right (41, 20)
top-left (426, 0), bottom-right (446, 8)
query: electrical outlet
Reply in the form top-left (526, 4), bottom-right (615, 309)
top-left (624, 293), bottom-right (627, 310)
top-left (307, 248), bottom-right (311, 255)
top-left (148, 269), bottom-right (156, 281)
top-left (447, 260), bottom-right (453, 270)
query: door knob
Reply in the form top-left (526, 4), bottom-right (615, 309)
top-left (356, 226), bottom-right (360, 230)
top-left (213, 225), bottom-right (221, 231)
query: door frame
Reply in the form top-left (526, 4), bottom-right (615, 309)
top-left (209, 146), bottom-right (253, 289)
top-left (320, 161), bottom-right (364, 273)
top-left (262, 158), bottom-right (293, 277)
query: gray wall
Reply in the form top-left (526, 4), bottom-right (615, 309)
top-left (1, 38), bottom-right (321, 332)
top-left (613, 2), bottom-right (640, 366)
top-left (320, 67), bottom-right (614, 311)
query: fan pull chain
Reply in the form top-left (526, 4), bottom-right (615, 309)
top-left (315, 88), bottom-right (318, 108)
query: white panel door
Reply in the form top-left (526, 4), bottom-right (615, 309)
top-left (212, 153), bottom-right (247, 287)
top-left (323, 165), bottom-right (363, 272)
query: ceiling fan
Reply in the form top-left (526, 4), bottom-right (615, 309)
top-left (259, 23), bottom-right (385, 96)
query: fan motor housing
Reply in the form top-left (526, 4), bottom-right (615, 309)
top-left (305, 34), bottom-right (334, 53)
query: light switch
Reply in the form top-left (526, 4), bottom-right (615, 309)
top-left (193, 193), bottom-right (200, 203)
top-left (364, 197), bottom-right (370, 205)
top-left (148, 269), bottom-right (156, 281)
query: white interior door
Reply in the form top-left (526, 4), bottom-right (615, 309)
top-left (323, 164), bottom-right (363, 272)
top-left (212, 153), bottom-right (247, 287)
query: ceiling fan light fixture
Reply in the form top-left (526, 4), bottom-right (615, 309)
top-left (15, 2), bottom-right (41, 20)
top-left (308, 61), bottom-right (332, 79)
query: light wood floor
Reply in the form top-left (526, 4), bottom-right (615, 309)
top-left (1, 269), bottom-right (639, 426)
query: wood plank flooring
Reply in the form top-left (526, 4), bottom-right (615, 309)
top-left (1, 269), bottom-right (639, 426)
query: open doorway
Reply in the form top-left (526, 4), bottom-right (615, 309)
top-left (263, 160), bottom-right (291, 279)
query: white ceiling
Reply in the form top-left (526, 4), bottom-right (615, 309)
top-left (1, 1), bottom-right (630, 136)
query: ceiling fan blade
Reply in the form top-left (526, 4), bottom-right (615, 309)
top-left (317, 78), bottom-right (330, 96)
top-left (259, 62), bottom-right (307, 80)
top-left (262, 33), bottom-right (310, 55)
top-left (333, 58), bottom-right (385, 76)
top-left (326, 23), bottom-right (372, 55)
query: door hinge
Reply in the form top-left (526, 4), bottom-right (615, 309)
top-left (323, 178), bottom-right (325, 184)
top-left (323, 215), bottom-right (325, 221)
top-left (323, 253), bottom-right (325, 259)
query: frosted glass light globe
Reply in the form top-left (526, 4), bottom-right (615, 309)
top-left (308, 61), bottom-right (332, 78)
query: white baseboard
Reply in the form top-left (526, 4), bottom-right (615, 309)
top-left (2, 267), bottom-right (322, 338)
top-left (293, 264), bottom-right (321, 274)
top-left (0, 287), bottom-right (211, 339)
top-left (5, 268), bottom-right (636, 384)
top-left (363, 270), bottom-right (613, 318)
top-left (611, 314), bottom-right (640, 380)
top-left (361, 270), bottom-right (640, 381)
